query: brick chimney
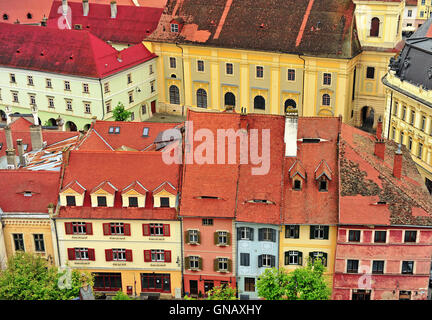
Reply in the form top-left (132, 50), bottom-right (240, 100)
top-left (16, 139), bottom-right (26, 167)
top-left (4, 125), bottom-right (13, 150)
top-left (6, 149), bottom-right (17, 169)
top-left (374, 139), bottom-right (385, 160)
top-left (110, 1), bottom-right (117, 19)
top-left (240, 113), bottom-right (248, 131)
top-left (393, 144), bottom-right (403, 179)
top-left (83, 0), bottom-right (89, 16)
top-left (30, 125), bottom-right (43, 150)
top-left (376, 116), bottom-right (383, 140)
top-left (284, 114), bottom-right (298, 157)
top-left (62, 0), bottom-right (68, 16)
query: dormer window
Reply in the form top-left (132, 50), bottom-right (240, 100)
top-left (3, 14), bottom-right (8, 20)
top-left (293, 179), bottom-right (302, 190)
top-left (128, 197), bottom-right (138, 207)
top-left (315, 160), bottom-right (332, 192)
top-left (153, 181), bottom-right (176, 208)
top-left (24, 191), bottom-right (33, 197)
top-left (66, 195), bottom-right (76, 206)
top-left (160, 197), bottom-right (170, 207)
top-left (171, 23), bottom-right (179, 32)
top-left (97, 196), bottom-right (107, 207)
top-left (319, 179), bottom-right (328, 192)
top-left (27, 13), bottom-right (32, 19)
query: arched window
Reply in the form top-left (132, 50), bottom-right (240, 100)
top-left (196, 89), bottom-right (207, 108)
top-left (65, 121), bottom-right (77, 132)
top-left (224, 92), bottom-right (235, 106)
top-left (169, 85), bottom-right (180, 105)
top-left (284, 99), bottom-right (297, 112)
top-left (370, 17), bottom-right (380, 37)
top-left (254, 95), bottom-right (265, 110)
top-left (322, 94), bottom-right (330, 106)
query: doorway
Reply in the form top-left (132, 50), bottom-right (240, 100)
top-left (189, 280), bottom-right (198, 296)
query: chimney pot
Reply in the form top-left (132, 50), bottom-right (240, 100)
top-left (30, 125), bottom-right (43, 150)
top-left (110, 1), bottom-right (117, 19)
top-left (6, 149), bottom-right (17, 168)
top-left (284, 114), bottom-right (298, 157)
top-left (374, 139), bottom-right (385, 160)
top-left (83, 0), bottom-right (89, 16)
top-left (4, 126), bottom-right (13, 150)
top-left (16, 139), bottom-right (26, 167)
top-left (393, 144), bottom-right (403, 179)
top-left (376, 117), bottom-right (383, 140)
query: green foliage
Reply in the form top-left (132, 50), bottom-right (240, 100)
top-left (0, 252), bottom-right (93, 300)
top-left (112, 291), bottom-right (131, 300)
top-left (206, 285), bottom-right (237, 300)
top-left (183, 294), bottom-right (196, 300)
top-left (256, 260), bottom-right (331, 300)
top-left (112, 102), bottom-right (132, 121)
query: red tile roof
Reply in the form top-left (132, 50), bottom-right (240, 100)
top-left (47, 1), bottom-right (164, 45)
top-left (57, 150), bottom-right (180, 219)
top-left (147, 0), bottom-right (362, 59)
top-left (0, 0), bottom-right (53, 25)
top-left (76, 120), bottom-right (181, 151)
top-left (283, 117), bottom-right (341, 225)
top-left (121, 180), bottom-right (148, 194)
top-left (339, 123), bottom-right (432, 226)
top-left (61, 180), bottom-right (86, 194)
top-left (90, 180), bottom-right (118, 194)
top-left (0, 170), bottom-right (60, 212)
top-left (0, 22), bottom-right (156, 78)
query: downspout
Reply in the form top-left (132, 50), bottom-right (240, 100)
top-left (298, 55), bottom-right (306, 114)
top-left (98, 78), bottom-right (106, 120)
top-left (175, 42), bottom-right (186, 117)
top-left (387, 89), bottom-right (393, 139)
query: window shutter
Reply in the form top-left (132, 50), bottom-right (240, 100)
top-left (214, 232), bottom-right (219, 245)
top-left (142, 224), bottom-right (150, 236)
top-left (165, 250), bottom-right (172, 263)
top-left (105, 249), bottom-right (113, 261)
top-left (271, 229), bottom-right (276, 242)
top-left (184, 231), bottom-right (190, 244)
top-left (295, 226), bottom-right (300, 239)
top-left (103, 223), bottom-right (111, 235)
top-left (198, 257), bottom-right (203, 270)
top-left (249, 228), bottom-right (254, 241)
top-left (324, 226), bottom-right (329, 240)
top-left (298, 252), bottom-right (303, 265)
top-left (85, 223), bottom-right (93, 235)
top-left (310, 226), bottom-right (315, 239)
top-left (144, 250), bottom-right (151, 262)
top-left (284, 252), bottom-right (289, 265)
top-left (88, 248), bottom-right (95, 261)
top-left (228, 259), bottom-right (232, 272)
top-left (322, 252), bottom-right (328, 266)
top-left (237, 228), bottom-right (241, 240)
top-left (125, 249), bottom-right (133, 262)
top-left (65, 222), bottom-right (73, 235)
top-left (163, 224), bottom-right (170, 236)
top-left (67, 248), bottom-right (75, 260)
top-left (270, 255), bottom-right (276, 267)
top-left (227, 232), bottom-right (231, 245)
top-left (258, 255), bottom-right (263, 268)
top-left (309, 252), bottom-right (314, 264)
top-left (214, 258), bottom-right (219, 272)
top-left (124, 224), bottom-right (131, 236)
top-left (197, 231), bottom-right (201, 244)
top-left (258, 229), bottom-right (263, 241)
top-left (184, 256), bottom-right (190, 269)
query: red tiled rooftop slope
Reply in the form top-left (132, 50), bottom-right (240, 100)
top-left (0, 0), bottom-right (53, 25)
top-left (339, 123), bottom-right (432, 226)
top-left (77, 120), bottom-right (181, 151)
top-left (58, 150), bottom-right (180, 219)
top-left (47, 1), bottom-right (164, 44)
top-left (0, 22), bottom-right (156, 78)
top-left (283, 117), bottom-right (341, 225)
top-left (0, 171), bottom-right (60, 213)
top-left (147, 0), bottom-right (362, 59)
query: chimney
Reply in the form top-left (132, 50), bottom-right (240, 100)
top-left (31, 106), bottom-right (39, 126)
top-left (16, 139), bottom-right (26, 167)
top-left (110, 1), bottom-right (117, 19)
top-left (30, 125), bottom-right (43, 150)
top-left (83, 0), bottom-right (89, 16)
top-left (374, 139), bottom-right (385, 160)
top-left (240, 113), bottom-right (248, 131)
top-left (62, 0), bottom-right (68, 16)
top-left (284, 114), bottom-right (298, 157)
top-left (4, 126), bottom-right (13, 150)
top-left (6, 149), bottom-right (17, 168)
top-left (376, 116), bottom-right (383, 140)
top-left (5, 108), bottom-right (11, 125)
top-left (393, 144), bottom-right (403, 179)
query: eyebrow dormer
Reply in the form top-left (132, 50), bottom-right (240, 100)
top-left (90, 181), bottom-right (117, 207)
top-left (315, 160), bottom-right (332, 192)
top-left (153, 181), bottom-right (177, 208)
top-left (60, 180), bottom-right (86, 206)
top-left (289, 160), bottom-right (307, 191)
top-left (121, 180), bottom-right (148, 208)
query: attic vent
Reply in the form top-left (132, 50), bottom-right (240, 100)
top-left (198, 196), bottom-right (220, 199)
top-left (16, 49), bottom-right (20, 53)
top-left (248, 199), bottom-right (275, 204)
top-left (377, 201), bottom-right (387, 205)
top-left (301, 138), bottom-right (321, 143)
top-left (40, 51), bottom-right (45, 56)
top-left (146, 29), bottom-right (150, 33)
top-left (24, 191), bottom-right (33, 197)
top-left (0, 142), bottom-right (3, 150)
top-left (259, 23), bottom-right (264, 28)
top-left (3, 14), bottom-right (8, 20)
top-left (27, 13), bottom-right (32, 19)
top-left (74, 24), bottom-right (82, 30)
top-left (69, 55), bottom-right (74, 60)
top-left (316, 21), bottom-right (322, 29)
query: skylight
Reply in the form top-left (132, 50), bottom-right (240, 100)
top-left (108, 126), bottom-right (120, 134)
top-left (143, 127), bottom-right (149, 137)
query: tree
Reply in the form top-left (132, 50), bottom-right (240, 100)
top-left (206, 285), bottom-right (237, 300)
top-left (0, 252), bottom-right (93, 300)
top-left (112, 291), bottom-right (132, 300)
top-left (256, 260), bottom-right (331, 300)
top-left (112, 102), bottom-right (132, 121)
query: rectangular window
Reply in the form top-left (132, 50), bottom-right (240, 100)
top-left (112, 249), bottom-right (126, 261)
top-left (189, 256), bottom-right (200, 269)
top-left (142, 127), bottom-right (149, 137)
top-left (402, 106), bottom-right (407, 121)
top-left (93, 272), bottom-right (122, 291)
top-left (348, 230), bottom-right (361, 242)
top-left (83, 83), bottom-right (89, 93)
top-left (130, 112), bottom-right (135, 121)
top-left (169, 57), bottom-right (176, 69)
top-left (64, 81), bottom-right (70, 91)
top-left (128, 91), bottom-right (134, 104)
top-left (372, 261), bottom-right (385, 274)
top-left (239, 227), bottom-right (252, 240)
top-left (259, 228), bottom-right (276, 242)
top-left (13, 233), bottom-right (25, 251)
top-left (12, 91), bottom-right (19, 103)
top-left (189, 230), bottom-right (199, 243)
top-left (310, 251), bottom-right (327, 267)
top-left (240, 253), bottom-right (250, 266)
top-left (10, 73), bottom-right (16, 83)
top-left (202, 219), bottom-right (213, 226)
top-left (128, 197), bottom-right (138, 207)
top-left (366, 67), bottom-right (375, 79)
top-left (401, 261), bottom-right (414, 274)
top-left (150, 223), bottom-right (164, 236)
top-left (48, 97), bottom-right (55, 108)
top-left (46, 78), bottom-right (52, 88)
top-left (66, 100), bottom-right (72, 111)
top-left (218, 258), bottom-right (228, 271)
top-left (127, 73), bottom-right (132, 84)
top-left (217, 231), bottom-right (228, 245)
top-left (404, 231), bottom-right (417, 243)
top-left (374, 231), bottom-right (386, 243)
top-left (256, 66), bottom-right (263, 78)
top-left (418, 143), bottom-right (424, 159)
top-left (29, 94), bottom-right (36, 105)
top-left (149, 65), bottom-right (154, 74)
top-left (104, 82), bottom-right (110, 93)
top-left (97, 196), bottom-right (107, 207)
top-left (150, 80), bottom-right (155, 93)
top-left (408, 137), bottom-right (413, 151)
top-left (72, 222), bottom-right (88, 234)
top-left (392, 127), bottom-right (396, 140)
top-left (400, 131), bottom-right (404, 145)
top-left (393, 102), bottom-right (398, 116)
top-left (285, 225), bottom-right (300, 239)
top-left (408, 10), bottom-right (412, 17)
top-left (197, 60), bottom-right (204, 72)
top-left (323, 73), bottom-right (331, 85)
top-left (110, 223), bottom-right (125, 235)
top-left (142, 104), bottom-right (147, 115)
top-left (106, 100), bottom-right (112, 113)
top-left (410, 111), bottom-right (415, 125)
top-left (160, 197), bottom-right (170, 207)
top-left (260, 254), bottom-right (274, 268)
top-left (226, 63), bottom-right (233, 75)
top-left (287, 69), bottom-right (296, 81)
top-left (170, 23), bottom-right (179, 32)
top-left (151, 249), bottom-right (165, 262)
top-left (310, 225), bottom-right (329, 240)
top-left (75, 248), bottom-right (89, 260)
top-left (244, 278), bottom-right (255, 292)
top-left (347, 259), bottom-right (359, 273)
top-left (285, 251), bottom-right (302, 265)
top-left (66, 195), bottom-right (76, 206)
top-left (27, 76), bottom-right (34, 85)
top-left (84, 103), bottom-right (91, 114)
top-left (421, 116), bottom-right (426, 131)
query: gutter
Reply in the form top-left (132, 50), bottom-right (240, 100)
top-left (382, 75), bottom-right (432, 109)
top-left (175, 42), bottom-right (186, 117)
